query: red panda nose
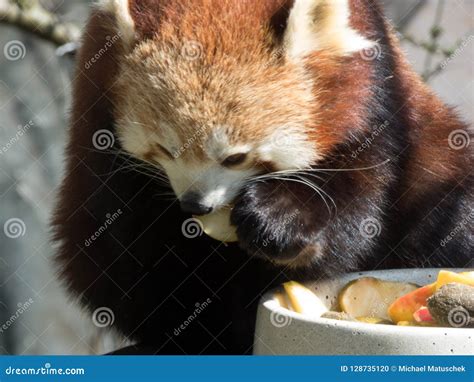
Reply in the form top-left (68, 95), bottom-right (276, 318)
top-left (180, 193), bottom-right (213, 216)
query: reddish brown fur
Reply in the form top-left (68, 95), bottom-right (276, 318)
top-left (390, 41), bottom-right (471, 195)
top-left (119, 1), bottom-right (398, 162)
top-left (53, 9), bottom-right (126, 293)
top-left (95, 0), bottom-right (469, 183)
top-left (113, 0), bottom-right (319, 170)
top-left (129, 0), bottom-right (289, 45)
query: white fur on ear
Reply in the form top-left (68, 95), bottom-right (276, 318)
top-left (284, 0), bottom-right (374, 59)
top-left (97, 0), bottom-right (136, 45)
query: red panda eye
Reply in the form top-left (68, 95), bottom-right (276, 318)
top-left (221, 153), bottom-right (248, 167)
top-left (156, 144), bottom-right (174, 160)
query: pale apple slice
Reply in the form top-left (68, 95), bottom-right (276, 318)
top-left (195, 207), bottom-right (238, 242)
top-left (274, 292), bottom-right (291, 309)
top-left (283, 281), bottom-right (328, 317)
top-left (339, 277), bottom-right (418, 320)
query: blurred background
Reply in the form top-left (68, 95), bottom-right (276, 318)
top-left (0, 0), bottom-right (472, 355)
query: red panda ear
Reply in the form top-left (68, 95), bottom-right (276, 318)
top-left (96, 0), bottom-right (136, 49)
top-left (283, 0), bottom-right (374, 59)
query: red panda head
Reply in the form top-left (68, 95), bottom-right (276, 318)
top-left (100, 0), bottom-right (375, 212)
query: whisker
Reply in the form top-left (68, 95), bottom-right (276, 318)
top-left (293, 174), bottom-right (337, 216)
top-left (97, 162), bottom-right (170, 184)
top-left (245, 159), bottom-right (390, 216)
top-left (255, 175), bottom-right (333, 217)
top-left (309, 159), bottom-right (391, 173)
top-left (252, 158), bottom-right (390, 180)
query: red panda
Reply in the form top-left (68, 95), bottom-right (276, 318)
top-left (53, 0), bottom-right (473, 354)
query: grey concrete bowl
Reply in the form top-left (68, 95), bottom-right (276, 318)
top-left (254, 268), bottom-right (473, 355)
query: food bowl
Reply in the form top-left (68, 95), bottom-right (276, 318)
top-left (254, 268), bottom-right (473, 355)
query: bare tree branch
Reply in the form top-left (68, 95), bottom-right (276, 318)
top-left (421, 0), bottom-right (445, 80)
top-left (0, 0), bottom-right (81, 46)
top-left (394, 0), bottom-right (426, 32)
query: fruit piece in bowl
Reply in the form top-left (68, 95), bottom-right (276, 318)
top-left (278, 269), bottom-right (474, 327)
top-left (388, 270), bottom-right (474, 325)
top-left (282, 281), bottom-right (328, 317)
top-left (338, 277), bottom-right (418, 320)
top-left (255, 269), bottom-right (473, 355)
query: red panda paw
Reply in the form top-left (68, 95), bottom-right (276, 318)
top-left (230, 180), bottom-right (316, 264)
